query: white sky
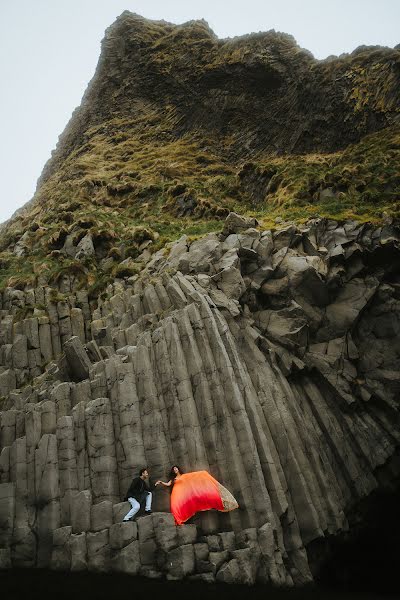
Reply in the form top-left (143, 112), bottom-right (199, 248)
top-left (0, 0), bottom-right (399, 225)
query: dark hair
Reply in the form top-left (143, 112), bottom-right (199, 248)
top-left (139, 467), bottom-right (148, 476)
top-left (169, 465), bottom-right (183, 481)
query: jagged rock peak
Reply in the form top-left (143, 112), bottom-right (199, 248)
top-left (104, 10), bottom-right (299, 48)
top-left (108, 11), bottom-right (219, 36)
top-left (36, 12), bottom-right (400, 192)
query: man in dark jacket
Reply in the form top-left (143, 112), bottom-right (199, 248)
top-left (123, 467), bottom-right (152, 521)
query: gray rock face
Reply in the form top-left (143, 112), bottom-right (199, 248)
top-left (222, 212), bottom-right (259, 235)
top-left (75, 234), bottom-right (95, 261)
top-left (64, 336), bottom-right (92, 381)
top-left (0, 216), bottom-right (399, 584)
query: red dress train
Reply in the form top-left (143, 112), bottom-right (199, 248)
top-left (170, 470), bottom-right (238, 525)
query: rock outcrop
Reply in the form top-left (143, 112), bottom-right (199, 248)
top-left (37, 12), bottom-right (400, 191)
top-left (0, 214), bottom-right (399, 585)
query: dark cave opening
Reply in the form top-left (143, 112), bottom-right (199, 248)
top-left (310, 485), bottom-right (400, 596)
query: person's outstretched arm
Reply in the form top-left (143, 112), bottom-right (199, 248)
top-left (155, 479), bottom-right (172, 487)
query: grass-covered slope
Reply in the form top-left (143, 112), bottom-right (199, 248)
top-left (1, 120), bottom-right (398, 294)
top-left (0, 12), bottom-right (399, 294)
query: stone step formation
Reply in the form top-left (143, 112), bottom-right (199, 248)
top-left (0, 213), bottom-right (400, 585)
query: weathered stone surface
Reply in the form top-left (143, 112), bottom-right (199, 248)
top-left (222, 213), bottom-right (259, 235)
top-left (0, 410), bottom-right (18, 448)
top-left (109, 521), bottom-right (137, 550)
top-left (216, 558), bottom-right (241, 583)
top-left (57, 416), bottom-right (78, 525)
top-left (205, 534), bottom-right (222, 552)
top-left (70, 380), bottom-right (91, 408)
top-left (71, 308), bottom-right (86, 344)
top-left (12, 334), bottom-right (28, 369)
top-left (12, 526), bottom-right (36, 567)
top-left (70, 532), bottom-right (87, 571)
top-left (177, 523), bottom-right (197, 546)
top-left (35, 434), bottom-right (60, 503)
top-left (91, 500), bottom-right (113, 532)
top-left (138, 514), bottom-right (156, 566)
top-left (194, 542), bottom-right (209, 562)
top-left (212, 265), bottom-right (246, 300)
top-left (230, 547), bottom-right (259, 585)
top-left (0, 483), bottom-right (15, 546)
top-left (219, 531), bottom-right (236, 551)
top-left (0, 548), bottom-right (11, 569)
top-left (84, 397), bottom-right (119, 503)
top-left (0, 447), bottom-right (10, 482)
top-left (39, 317), bottom-right (53, 363)
top-left (64, 336), bottom-right (92, 382)
top-left (75, 234), bottom-right (95, 261)
top-left (87, 529), bottom-right (110, 572)
top-left (209, 550), bottom-right (230, 574)
top-left (112, 501), bottom-right (130, 523)
top-left (110, 539), bottom-right (140, 574)
top-left (71, 490), bottom-right (92, 533)
top-left (152, 512), bottom-right (178, 551)
top-left (50, 382), bottom-right (72, 421)
top-left (51, 526), bottom-right (72, 570)
top-left (167, 544), bottom-right (195, 578)
top-left (0, 370), bottom-right (16, 397)
top-left (1, 215), bottom-right (400, 586)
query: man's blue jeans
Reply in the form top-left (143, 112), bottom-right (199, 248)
top-left (123, 492), bottom-right (152, 521)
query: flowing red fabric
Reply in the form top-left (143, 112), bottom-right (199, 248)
top-left (170, 471), bottom-right (224, 525)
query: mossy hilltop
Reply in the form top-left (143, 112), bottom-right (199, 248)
top-left (1, 12), bottom-right (399, 296)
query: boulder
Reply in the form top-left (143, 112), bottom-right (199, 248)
top-left (222, 213), bottom-right (259, 235)
top-left (75, 234), bottom-right (95, 260)
top-left (64, 336), bottom-right (92, 382)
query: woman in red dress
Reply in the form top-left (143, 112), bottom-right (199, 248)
top-left (155, 465), bottom-right (239, 525)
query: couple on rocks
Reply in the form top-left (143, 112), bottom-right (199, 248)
top-left (123, 465), bottom-right (239, 525)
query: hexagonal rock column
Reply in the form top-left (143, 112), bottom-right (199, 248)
top-left (84, 398), bottom-right (119, 504)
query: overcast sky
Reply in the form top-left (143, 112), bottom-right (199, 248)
top-left (0, 0), bottom-right (399, 225)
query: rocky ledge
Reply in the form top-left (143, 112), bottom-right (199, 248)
top-left (0, 214), bottom-right (399, 585)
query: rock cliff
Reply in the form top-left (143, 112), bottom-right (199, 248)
top-left (0, 11), bottom-right (399, 588)
top-left (1, 213), bottom-right (399, 584)
top-left (38, 12), bottom-right (400, 186)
